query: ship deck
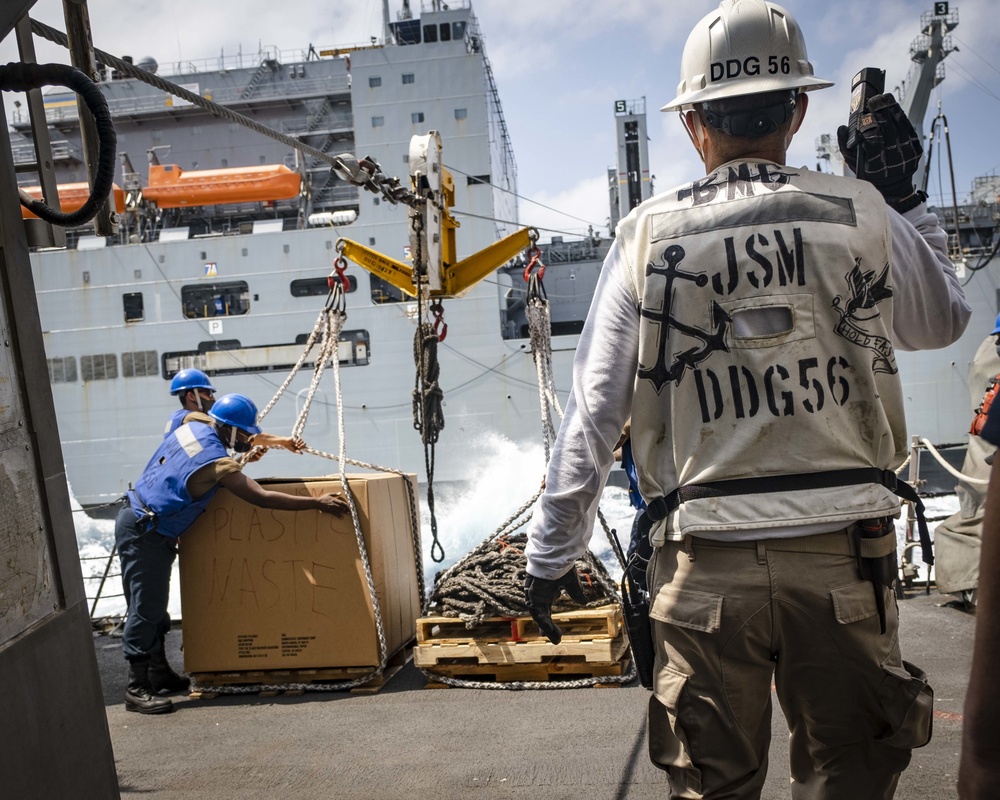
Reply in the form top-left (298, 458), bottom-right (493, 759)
top-left (93, 588), bottom-right (972, 799)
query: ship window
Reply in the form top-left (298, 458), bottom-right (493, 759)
top-left (81, 353), bottom-right (119, 382)
top-left (402, 73), bottom-right (415, 85)
top-left (290, 276), bottom-right (358, 296)
top-left (296, 328), bottom-right (370, 366)
top-left (467, 174), bottom-right (491, 186)
top-left (439, 23), bottom-right (451, 42)
top-left (123, 292), bottom-right (144, 322)
top-left (452, 21), bottom-right (466, 39)
top-left (423, 25), bottom-right (438, 43)
top-left (369, 274), bottom-right (405, 305)
top-left (369, 76), bottom-right (382, 88)
top-left (411, 112), bottom-right (424, 124)
top-left (122, 351), bottom-right (159, 378)
top-left (198, 340), bottom-right (241, 352)
top-left (454, 108), bottom-right (467, 120)
top-left (47, 356), bottom-right (77, 384)
top-left (164, 331), bottom-right (370, 377)
top-left (372, 116), bottom-right (385, 128)
top-left (181, 281), bottom-right (250, 319)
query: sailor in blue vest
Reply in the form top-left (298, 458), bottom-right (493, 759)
top-left (116, 393), bottom-right (348, 714)
top-left (164, 368), bottom-right (217, 436)
top-left (166, 367), bottom-right (306, 457)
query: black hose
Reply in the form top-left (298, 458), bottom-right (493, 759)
top-left (0, 61), bottom-right (117, 227)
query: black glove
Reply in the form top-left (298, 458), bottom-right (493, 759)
top-left (524, 570), bottom-right (588, 645)
top-left (837, 93), bottom-right (924, 211)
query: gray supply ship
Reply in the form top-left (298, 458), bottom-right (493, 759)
top-left (8, 0), bottom-right (996, 516)
top-left (11, 1), bottom-right (635, 514)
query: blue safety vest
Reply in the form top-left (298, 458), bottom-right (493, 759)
top-left (163, 408), bottom-right (188, 437)
top-left (127, 421), bottom-right (230, 538)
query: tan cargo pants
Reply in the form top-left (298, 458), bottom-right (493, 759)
top-left (647, 530), bottom-right (933, 800)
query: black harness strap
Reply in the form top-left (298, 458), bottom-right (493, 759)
top-left (638, 468), bottom-right (933, 566)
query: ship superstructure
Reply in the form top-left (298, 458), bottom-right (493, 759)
top-left (10, 1), bottom-right (596, 514)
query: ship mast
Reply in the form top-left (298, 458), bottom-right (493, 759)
top-left (898, 5), bottom-right (958, 142)
top-left (382, 0), bottom-right (393, 45)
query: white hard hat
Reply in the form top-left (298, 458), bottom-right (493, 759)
top-left (662, 0), bottom-right (833, 111)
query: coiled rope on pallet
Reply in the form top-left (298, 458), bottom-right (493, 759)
top-left (412, 264), bottom-right (636, 689)
top-left (425, 532), bottom-right (618, 624)
top-left (421, 532), bottom-right (636, 690)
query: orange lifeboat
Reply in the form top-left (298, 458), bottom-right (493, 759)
top-left (143, 163), bottom-right (302, 209)
top-left (20, 182), bottom-right (125, 220)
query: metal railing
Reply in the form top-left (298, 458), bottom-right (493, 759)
top-left (81, 545), bottom-right (124, 629)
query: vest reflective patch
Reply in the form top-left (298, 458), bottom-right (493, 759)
top-left (175, 424), bottom-right (205, 458)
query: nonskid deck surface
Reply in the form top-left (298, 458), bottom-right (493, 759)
top-left (93, 589), bottom-right (972, 800)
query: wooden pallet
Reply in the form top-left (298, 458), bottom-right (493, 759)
top-left (189, 646), bottom-right (411, 698)
top-left (422, 652), bottom-right (632, 687)
top-left (416, 604), bottom-right (623, 645)
top-left (414, 633), bottom-right (629, 668)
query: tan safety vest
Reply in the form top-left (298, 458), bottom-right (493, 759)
top-left (617, 161), bottom-right (906, 542)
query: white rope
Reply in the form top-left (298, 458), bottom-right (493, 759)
top-left (918, 437), bottom-right (990, 485)
top-left (895, 452), bottom-right (911, 475)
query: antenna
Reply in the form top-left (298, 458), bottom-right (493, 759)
top-left (382, 0), bottom-right (393, 44)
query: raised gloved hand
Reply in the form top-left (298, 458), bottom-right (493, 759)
top-left (524, 569), bottom-right (588, 645)
top-left (837, 93), bottom-right (925, 212)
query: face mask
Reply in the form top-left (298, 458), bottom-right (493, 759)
top-left (224, 425), bottom-right (252, 453)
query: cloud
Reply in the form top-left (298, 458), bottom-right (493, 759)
top-left (516, 174), bottom-right (612, 239)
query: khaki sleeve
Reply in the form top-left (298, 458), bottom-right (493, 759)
top-left (187, 457), bottom-right (242, 500)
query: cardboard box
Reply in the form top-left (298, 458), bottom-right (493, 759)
top-left (178, 472), bottom-right (420, 674)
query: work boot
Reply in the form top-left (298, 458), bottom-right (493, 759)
top-left (149, 638), bottom-right (191, 694)
top-left (125, 658), bottom-right (174, 714)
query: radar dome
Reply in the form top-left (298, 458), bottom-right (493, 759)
top-left (137, 56), bottom-right (158, 74)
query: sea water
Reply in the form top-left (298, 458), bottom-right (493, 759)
top-left (72, 434), bottom-right (958, 619)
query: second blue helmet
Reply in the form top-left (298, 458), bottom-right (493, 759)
top-left (170, 368), bottom-right (216, 396)
top-left (208, 393), bottom-right (262, 435)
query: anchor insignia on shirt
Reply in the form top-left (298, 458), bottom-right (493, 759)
top-left (638, 244), bottom-right (731, 393)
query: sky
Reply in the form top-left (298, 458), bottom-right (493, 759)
top-left (3, 0), bottom-right (999, 240)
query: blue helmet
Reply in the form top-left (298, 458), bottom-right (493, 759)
top-left (208, 394), bottom-right (262, 435)
top-left (170, 368), bottom-right (216, 396)
top-left (992, 312), bottom-right (1000, 336)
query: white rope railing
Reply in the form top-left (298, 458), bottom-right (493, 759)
top-left (918, 437), bottom-right (990, 486)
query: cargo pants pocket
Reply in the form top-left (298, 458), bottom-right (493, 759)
top-left (647, 586), bottom-right (723, 795)
top-left (877, 660), bottom-right (934, 749)
top-left (648, 670), bottom-right (703, 796)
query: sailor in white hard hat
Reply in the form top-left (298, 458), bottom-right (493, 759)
top-left (524, 1), bottom-right (971, 796)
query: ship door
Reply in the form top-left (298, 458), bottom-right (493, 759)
top-left (0, 107), bottom-right (120, 796)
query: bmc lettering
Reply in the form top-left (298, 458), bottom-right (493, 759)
top-left (693, 356), bottom-right (852, 423)
top-left (712, 228), bottom-right (805, 295)
top-left (678, 162), bottom-right (792, 206)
